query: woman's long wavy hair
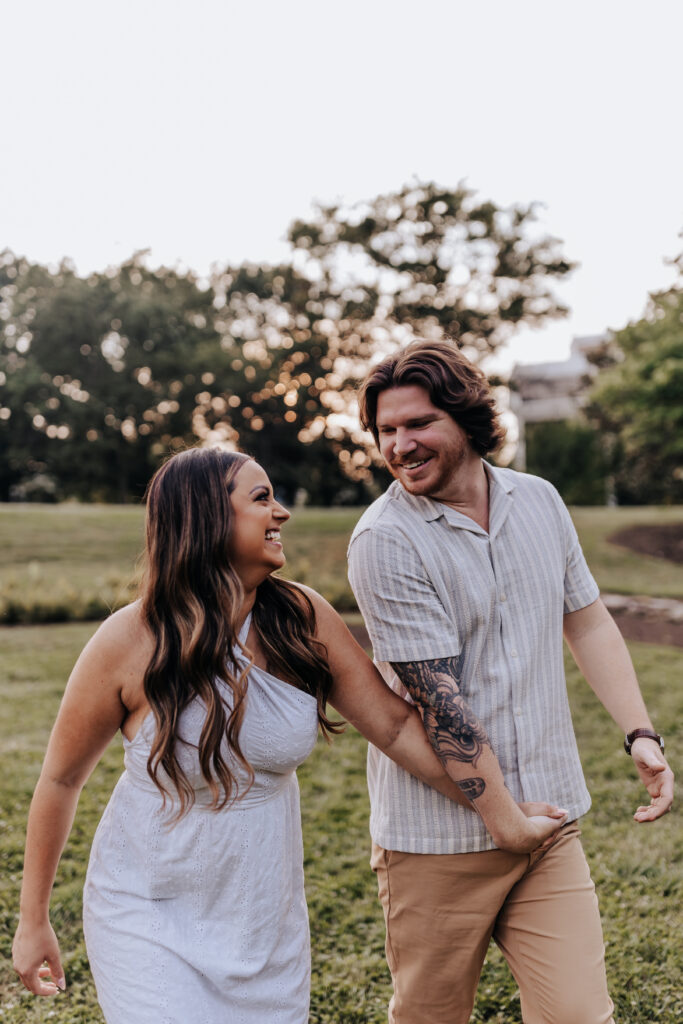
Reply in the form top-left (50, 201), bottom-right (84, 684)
top-left (140, 447), bottom-right (341, 819)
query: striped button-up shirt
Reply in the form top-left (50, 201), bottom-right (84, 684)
top-left (347, 462), bottom-right (599, 854)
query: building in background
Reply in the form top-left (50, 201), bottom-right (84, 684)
top-left (509, 334), bottom-right (612, 504)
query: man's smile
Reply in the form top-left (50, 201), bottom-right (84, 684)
top-left (395, 455), bottom-right (434, 475)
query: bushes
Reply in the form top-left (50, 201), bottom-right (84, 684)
top-left (525, 419), bottom-right (610, 505)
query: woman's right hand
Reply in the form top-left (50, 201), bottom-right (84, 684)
top-left (12, 919), bottom-right (65, 996)
top-left (490, 808), bottom-right (568, 854)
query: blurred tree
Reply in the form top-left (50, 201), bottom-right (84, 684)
top-left (204, 263), bottom-right (376, 504)
top-left (587, 254), bottom-right (683, 504)
top-left (288, 179), bottom-right (574, 361)
top-left (0, 181), bottom-right (575, 504)
top-left (204, 181), bottom-right (573, 500)
top-left (525, 420), bottom-right (609, 505)
top-left (0, 251), bottom-right (222, 501)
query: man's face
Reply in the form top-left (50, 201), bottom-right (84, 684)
top-left (375, 385), bottom-right (474, 501)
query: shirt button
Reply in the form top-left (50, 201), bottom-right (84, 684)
top-left (514, 707), bottom-right (522, 716)
top-left (500, 593), bottom-right (507, 602)
top-left (510, 648), bottom-right (518, 657)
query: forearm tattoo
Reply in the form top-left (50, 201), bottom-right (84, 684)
top-left (456, 777), bottom-right (485, 800)
top-left (391, 658), bottom-right (492, 789)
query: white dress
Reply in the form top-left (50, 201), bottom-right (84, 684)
top-left (83, 614), bottom-right (319, 1024)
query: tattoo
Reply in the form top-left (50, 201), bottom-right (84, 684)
top-left (456, 777), bottom-right (485, 800)
top-left (391, 658), bottom-right (492, 769)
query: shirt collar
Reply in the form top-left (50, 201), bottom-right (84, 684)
top-left (391, 461), bottom-right (516, 533)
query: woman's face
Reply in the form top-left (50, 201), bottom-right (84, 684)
top-left (227, 460), bottom-right (290, 588)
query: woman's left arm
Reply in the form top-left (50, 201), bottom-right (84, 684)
top-left (301, 587), bottom-right (471, 807)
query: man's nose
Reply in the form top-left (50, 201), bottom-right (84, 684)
top-left (393, 428), bottom-right (417, 456)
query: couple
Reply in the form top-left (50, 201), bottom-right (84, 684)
top-left (13, 341), bottom-right (673, 1023)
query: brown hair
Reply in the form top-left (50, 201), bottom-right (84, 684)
top-left (358, 340), bottom-right (505, 456)
top-left (141, 447), bottom-right (340, 818)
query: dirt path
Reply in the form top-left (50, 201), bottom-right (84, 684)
top-left (609, 523), bottom-right (683, 564)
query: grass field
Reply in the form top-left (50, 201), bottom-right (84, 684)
top-left (0, 623), bottom-right (680, 1023)
top-left (2, 502), bottom-right (683, 625)
top-left (0, 501), bottom-right (682, 1021)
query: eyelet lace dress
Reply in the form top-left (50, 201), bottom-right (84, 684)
top-left (83, 614), bottom-right (319, 1024)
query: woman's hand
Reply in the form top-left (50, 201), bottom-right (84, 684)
top-left (489, 808), bottom-right (568, 855)
top-left (12, 919), bottom-right (65, 996)
top-left (518, 801), bottom-right (568, 820)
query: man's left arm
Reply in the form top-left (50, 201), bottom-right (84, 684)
top-left (563, 597), bottom-right (674, 821)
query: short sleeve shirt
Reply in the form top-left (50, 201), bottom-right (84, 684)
top-left (347, 463), bottom-right (599, 854)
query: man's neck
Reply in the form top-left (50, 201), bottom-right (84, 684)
top-left (431, 458), bottom-right (490, 533)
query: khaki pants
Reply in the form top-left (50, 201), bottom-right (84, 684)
top-left (371, 824), bottom-right (614, 1024)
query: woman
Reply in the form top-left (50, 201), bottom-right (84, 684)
top-left (12, 448), bottom-right (564, 1023)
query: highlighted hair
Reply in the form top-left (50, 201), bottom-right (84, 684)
top-left (141, 448), bottom-right (340, 819)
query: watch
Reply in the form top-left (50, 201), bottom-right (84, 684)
top-left (624, 728), bottom-right (665, 755)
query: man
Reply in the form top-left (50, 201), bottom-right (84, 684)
top-left (347, 340), bottom-right (673, 1024)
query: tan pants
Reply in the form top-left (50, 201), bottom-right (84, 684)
top-left (371, 824), bottom-right (615, 1024)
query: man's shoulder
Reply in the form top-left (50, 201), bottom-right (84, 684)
top-left (348, 483), bottom-right (422, 548)
top-left (494, 464), bottom-right (561, 505)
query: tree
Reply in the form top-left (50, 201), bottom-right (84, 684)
top-left (525, 421), bottom-right (609, 505)
top-left (587, 257), bottom-right (683, 504)
top-left (0, 251), bottom-right (221, 501)
top-left (204, 263), bottom-right (375, 504)
top-left (202, 181), bottom-right (574, 499)
top-left (288, 180), bottom-right (574, 361)
top-left (0, 182), bottom-right (575, 504)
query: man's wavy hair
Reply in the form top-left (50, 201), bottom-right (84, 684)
top-left (358, 340), bottom-right (505, 457)
top-left (140, 447), bottom-right (341, 820)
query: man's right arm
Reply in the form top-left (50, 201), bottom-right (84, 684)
top-left (391, 657), bottom-right (567, 853)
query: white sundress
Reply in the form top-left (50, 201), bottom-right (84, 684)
top-left (83, 614), bottom-right (319, 1024)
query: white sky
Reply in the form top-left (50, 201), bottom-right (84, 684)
top-left (2, 0), bottom-right (682, 371)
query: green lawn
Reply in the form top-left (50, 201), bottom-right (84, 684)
top-left (2, 503), bottom-right (683, 624)
top-left (572, 506), bottom-right (683, 598)
top-left (0, 623), bottom-right (681, 1023)
top-left (1, 501), bottom-right (682, 1020)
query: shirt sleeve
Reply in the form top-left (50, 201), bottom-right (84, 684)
top-left (549, 489), bottom-right (600, 613)
top-left (348, 525), bottom-right (461, 662)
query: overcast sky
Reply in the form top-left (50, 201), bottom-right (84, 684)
top-left (3, 0), bottom-right (681, 371)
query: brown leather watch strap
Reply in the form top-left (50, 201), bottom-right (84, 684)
top-left (624, 728), bottom-right (665, 755)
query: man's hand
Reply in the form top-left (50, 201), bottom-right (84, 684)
top-left (631, 738), bottom-right (674, 822)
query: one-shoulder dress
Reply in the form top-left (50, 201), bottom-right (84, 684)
top-left (83, 614), bottom-right (319, 1024)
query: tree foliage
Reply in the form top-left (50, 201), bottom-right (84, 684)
top-left (204, 263), bottom-right (374, 503)
top-left (288, 180), bottom-right (574, 359)
top-left (588, 257), bottom-right (683, 504)
top-left (525, 421), bottom-right (609, 505)
top-left (0, 180), bottom-right (575, 503)
top-left (0, 253), bottom-right (218, 501)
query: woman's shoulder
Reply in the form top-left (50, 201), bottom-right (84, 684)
top-left (85, 601), bottom-right (154, 668)
top-left (284, 580), bottom-right (330, 613)
top-left (283, 581), bottom-right (344, 639)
